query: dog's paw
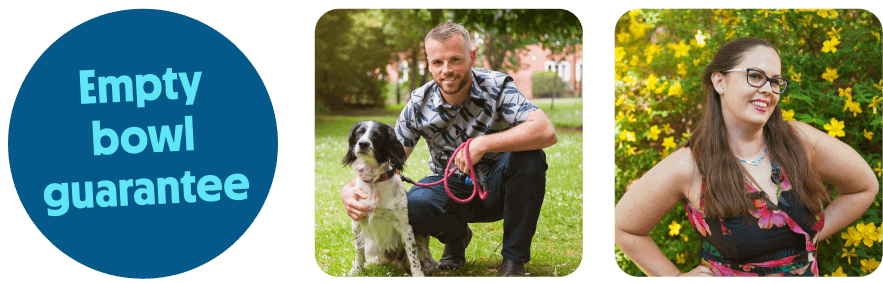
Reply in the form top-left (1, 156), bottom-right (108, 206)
top-left (421, 258), bottom-right (439, 274)
top-left (347, 266), bottom-right (363, 276)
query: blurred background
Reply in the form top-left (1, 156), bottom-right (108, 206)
top-left (614, 9), bottom-right (882, 276)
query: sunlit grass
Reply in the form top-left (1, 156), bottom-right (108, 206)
top-left (315, 100), bottom-right (582, 276)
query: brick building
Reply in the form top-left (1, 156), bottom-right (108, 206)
top-left (385, 43), bottom-right (582, 99)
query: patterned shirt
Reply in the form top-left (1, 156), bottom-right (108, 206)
top-left (395, 68), bottom-right (539, 186)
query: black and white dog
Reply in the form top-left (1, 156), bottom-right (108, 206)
top-left (342, 121), bottom-right (437, 276)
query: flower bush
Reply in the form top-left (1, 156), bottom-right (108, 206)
top-left (614, 9), bottom-right (882, 276)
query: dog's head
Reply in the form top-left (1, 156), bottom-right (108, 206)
top-left (342, 120), bottom-right (405, 172)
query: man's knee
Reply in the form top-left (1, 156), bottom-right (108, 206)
top-left (407, 187), bottom-right (444, 222)
top-left (503, 150), bottom-right (547, 177)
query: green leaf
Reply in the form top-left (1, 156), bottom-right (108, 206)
top-left (856, 248), bottom-right (869, 258)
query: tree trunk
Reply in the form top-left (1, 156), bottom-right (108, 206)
top-left (552, 67), bottom-right (557, 111)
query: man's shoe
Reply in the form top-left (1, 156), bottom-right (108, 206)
top-left (437, 226), bottom-right (472, 270)
top-left (499, 259), bottom-right (526, 276)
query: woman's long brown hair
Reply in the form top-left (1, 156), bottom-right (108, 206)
top-left (685, 37), bottom-right (829, 219)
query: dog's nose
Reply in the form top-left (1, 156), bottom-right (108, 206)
top-left (358, 140), bottom-right (370, 149)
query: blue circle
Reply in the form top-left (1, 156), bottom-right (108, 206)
top-left (8, 9), bottom-right (277, 278)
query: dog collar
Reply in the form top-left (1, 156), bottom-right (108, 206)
top-left (371, 168), bottom-right (398, 183)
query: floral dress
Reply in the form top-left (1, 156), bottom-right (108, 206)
top-left (684, 162), bottom-right (825, 276)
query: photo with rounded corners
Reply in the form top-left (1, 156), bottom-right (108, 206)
top-left (614, 9), bottom-right (882, 277)
top-left (315, 9), bottom-right (584, 276)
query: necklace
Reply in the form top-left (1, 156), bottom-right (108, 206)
top-left (739, 147), bottom-right (767, 166)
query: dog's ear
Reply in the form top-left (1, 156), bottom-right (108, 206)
top-left (387, 124), bottom-right (406, 172)
top-left (342, 122), bottom-right (361, 167)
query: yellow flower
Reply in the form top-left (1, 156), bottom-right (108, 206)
top-left (838, 87), bottom-right (852, 97)
top-left (844, 100), bottom-right (862, 117)
top-left (861, 258), bottom-right (879, 274)
top-left (830, 266), bottom-right (847, 276)
top-left (627, 113), bottom-right (637, 123)
top-left (693, 58), bottom-right (701, 66)
top-left (857, 223), bottom-right (879, 247)
top-left (615, 111), bottom-right (625, 122)
top-left (669, 221), bottom-right (681, 236)
top-left (626, 144), bottom-right (636, 156)
top-left (676, 253), bottom-right (686, 264)
top-left (873, 31), bottom-right (881, 42)
top-left (676, 62), bottom-right (687, 77)
top-left (629, 19), bottom-right (647, 38)
top-left (725, 30), bottom-right (736, 40)
top-left (842, 226), bottom-right (863, 247)
top-left (628, 9), bottom-right (641, 19)
top-left (623, 74), bottom-right (637, 84)
top-left (870, 96), bottom-right (882, 115)
top-left (694, 30), bottom-right (707, 47)
top-left (662, 123), bottom-right (673, 134)
top-left (619, 130), bottom-right (636, 142)
top-left (841, 248), bottom-right (858, 265)
top-left (864, 129), bottom-right (874, 140)
top-left (629, 55), bottom-right (640, 67)
top-left (617, 30), bottom-right (631, 44)
top-left (655, 81), bottom-right (669, 94)
top-left (875, 79), bottom-right (883, 90)
top-left (818, 9), bottom-right (838, 18)
top-left (823, 118), bottom-right (845, 137)
top-left (645, 74), bottom-right (659, 91)
top-left (877, 226), bottom-right (882, 243)
top-left (663, 136), bottom-right (677, 151)
top-left (644, 106), bottom-right (652, 115)
top-left (615, 47), bottom-right (626, 62)
top-left (822, 67), bottom-right (838, 83)
top-left (875, 162), bottom-right (881, 177)
top-left (615, 95), bottom-right (626, 107)
top-left (648, 125), bottom-right (661, 141)
top-left (822, 37), bottom-right (841, 53)
top-left (790, 73), bottom-right (801, 84)
top-left (781, 95), bottom-right (790, 104)
top-left (668, 82), bottom-right (683, 97)
top-left (827, 27), bottom-right (843, 40)
top-left (782, 109), bottom-right (796, 121)
top-left (682, 234), bottom-right (689, 242)
top-left (667, 40), bottom-right (691, 58)
top-left (645, 44), bottom-right (662, 64)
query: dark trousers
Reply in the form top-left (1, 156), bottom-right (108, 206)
top-left (407, 150), bottom-right (547, 263)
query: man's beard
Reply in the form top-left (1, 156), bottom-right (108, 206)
top-left (436, 70), bottom-right (470, 96)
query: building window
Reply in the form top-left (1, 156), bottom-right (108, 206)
top-left (558, 61), bottom-right (570, 82)
top-left (576, 60), bottom-right (583, 82)
top-left (399, 61), bottom-right (409, 82)
top-left (545, 61), bottom-right (556, 72)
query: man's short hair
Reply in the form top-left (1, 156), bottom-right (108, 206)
top-left (425, 22), bottom-right (473, 54)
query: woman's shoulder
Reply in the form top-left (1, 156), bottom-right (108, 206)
top-left (785, 120), bottom-right (822, 145)
top-left (656, 147), bottom-right (702, 185)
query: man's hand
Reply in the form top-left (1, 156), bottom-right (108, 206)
top-left (340, 181), bottom-right (371, 221)
top-left (677, 265), bottom-right (713, 277)
top-left (454, 136), bottom-right (485, 175)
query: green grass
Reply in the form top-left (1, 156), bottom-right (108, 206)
top-left (315, 99), bottom-right (583, 276)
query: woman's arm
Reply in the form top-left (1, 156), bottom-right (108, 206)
top-left (789, 121), bottom-right (879, 241)
top-left (615, 147), bottom-right (709, 276)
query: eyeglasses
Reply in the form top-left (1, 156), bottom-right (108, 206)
top-left (722, 68), bottom-right (790, 94)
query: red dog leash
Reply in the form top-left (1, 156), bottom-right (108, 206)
top-left (402, 138), bottom-right (487, 203)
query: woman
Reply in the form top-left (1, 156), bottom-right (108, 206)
top-left (614, 37), bottom-right (879, 276)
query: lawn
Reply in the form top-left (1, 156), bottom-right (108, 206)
top-left (315, 98), bottom-right (583, 276)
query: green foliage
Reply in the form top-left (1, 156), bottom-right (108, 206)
top-left (614, 9), bottom-right (882, 276)
top-left (532, 71), bottom-right (575, 98)
top-left (316, 10), bottom-right (391, 112)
